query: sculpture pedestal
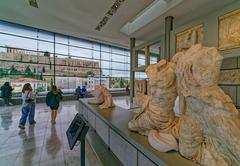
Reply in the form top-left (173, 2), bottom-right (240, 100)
top-left (79, 97), bottom-right (199, 166)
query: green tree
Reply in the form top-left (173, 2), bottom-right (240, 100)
top-left (25, 66), bottom-right (32, 75)
top-left (42, 66), bottom-right (45, 73)
top-left (40, 72), bottom-right (43, 80)
top-left (44, 51), bottom-right (52, 70)
top-left (24, 66), bottom-right (34, 78)
top-left (0, 68), bottom-right (5, 77)
top-left (85, 71), bottom-right (95, 77)
top-left (35, 87), bottom-right (45, 92)
top-left (20, 55), bottom-right (23, 62)
top-left (10, 65), bottom-right (19, 75)
top-left (119, 77), bottom-right (124, 88)
top-left (33, 68), bottom-right (37, 79)
top-left (44, 51), bottom-right (50, 57)
top-left (50, 78), bottom-right (53, 86)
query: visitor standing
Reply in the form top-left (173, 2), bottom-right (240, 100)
top-left (18, 83), bottom-right (36, 129)
top-left (125, 85), bottom-right (130, 94)
top-left (1, 82), bottom-right (14, 106)
top-left (46, 85), bottom-right (62, 124)
top-left (75, 86), bottom-right (81, 99)
top-left (81, 86), bottom-right (87, 98)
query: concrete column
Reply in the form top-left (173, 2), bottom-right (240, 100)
top-left (158, 46), bottom-right (161, 62)
top-left (145, 46), bottom-right (150, 66)
top-left (130, 38), bottom-right (135, 103)
top-left (164, 16), bottom-right (173, 61)
top-left (53, 33), bottom-right (56, 84)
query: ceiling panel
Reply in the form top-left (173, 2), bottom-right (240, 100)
top-left (0, 0), bottom-right (237, 48)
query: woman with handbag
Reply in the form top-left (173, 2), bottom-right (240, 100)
top-left (46, 85), bottom-right (62, 124)
top-left (18, 83), bottom-right (36, 129)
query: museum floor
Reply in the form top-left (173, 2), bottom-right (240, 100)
top-left (0, 101), bottom-right (101, 166)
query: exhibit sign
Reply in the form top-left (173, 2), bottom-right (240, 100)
top-left (66, 113), bottom-right (89, 150)
top-left (219, 8), bottom-right (240, 50)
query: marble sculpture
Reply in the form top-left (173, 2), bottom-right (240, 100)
top-left (88, 85), bottom-right (115, 109)
top-left (175, 44), bottom-right (240, 166)
top-left (128, 44), bottom-right (240, 165)
top-left (134, 79), bottom-right (147, 95)
top-left (128, 59), bottom-right (178, 145)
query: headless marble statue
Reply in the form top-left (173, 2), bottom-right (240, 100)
top-left (88, 85), bottom-right (104, 105)
top-left (128, 60), bottom-right (178, 146)
top-left (175, 44), bottom-right (240, 166)
top-left (129, 44), bottom-right (240, 164)
top-left (88, 85), bottom-right (115, 109)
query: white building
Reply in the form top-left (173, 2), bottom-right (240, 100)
top-left (55, 77), bottom-right (109, 91)
top-left (11, 78), bottom-right (48, 92)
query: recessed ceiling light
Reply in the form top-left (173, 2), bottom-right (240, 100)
top-left (95, 0), bottom-right (125, 31)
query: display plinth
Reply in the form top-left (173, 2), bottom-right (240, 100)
top-left (79, 97), bottom-right (199, 166)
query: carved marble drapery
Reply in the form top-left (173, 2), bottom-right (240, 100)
top-left (175, 44), bottom-right (240, 166)
top-left (88, 85), bottom-right (115, 109)
top-left (128, 60), bottom-right (178, 152)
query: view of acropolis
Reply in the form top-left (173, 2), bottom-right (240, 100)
top-left (0, 47), bottom-right (109, 94)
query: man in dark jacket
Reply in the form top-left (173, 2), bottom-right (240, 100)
top-left (1, 82), bottom-right (13, 106)
top-left (81, 86), bottom-right (87, 98)
top-left (75, 86), bottom-right (81, 99)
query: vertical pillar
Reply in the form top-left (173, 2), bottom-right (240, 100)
top-left (158, 47), bottom-right (161, 62)
top-left (53, 33), bottom-right (56, 85)
top-left (100, 43), bottom-right (102, 85)
top-left (80, 140), bottom-right (85, 166)
top-left (37, 29), bottom-right (39, 80)
top-left (145, 46), bottom-right (150, 66)
top-left (164, 16), bottom-right (173, 61)
top-left (130, 38), bottom-right (135, 103)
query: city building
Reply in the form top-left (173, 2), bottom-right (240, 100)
top-left (1, 47), bottom-right (100, 77)
top-left (11, 77), bottom-right (48, 92)
top-left (55, 76), bottom-right (109, 91)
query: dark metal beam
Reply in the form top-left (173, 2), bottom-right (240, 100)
top-left (164, 16), bottom-right (173, 61)
top-left (130, 38), bottom-right (135, 103)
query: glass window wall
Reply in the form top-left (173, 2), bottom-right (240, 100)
top-left (0, 21), bottom-right (130, 96)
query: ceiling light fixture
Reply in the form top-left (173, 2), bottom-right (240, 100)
top-left (95, 0), bottom-right (125, 31)
top-left (120, 0), bottom-right (183, 35)
top-left (28, 0), bottom-right (38, 8)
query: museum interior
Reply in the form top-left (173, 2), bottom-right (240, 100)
top-left (0, 0), bottom-right (239, 166)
